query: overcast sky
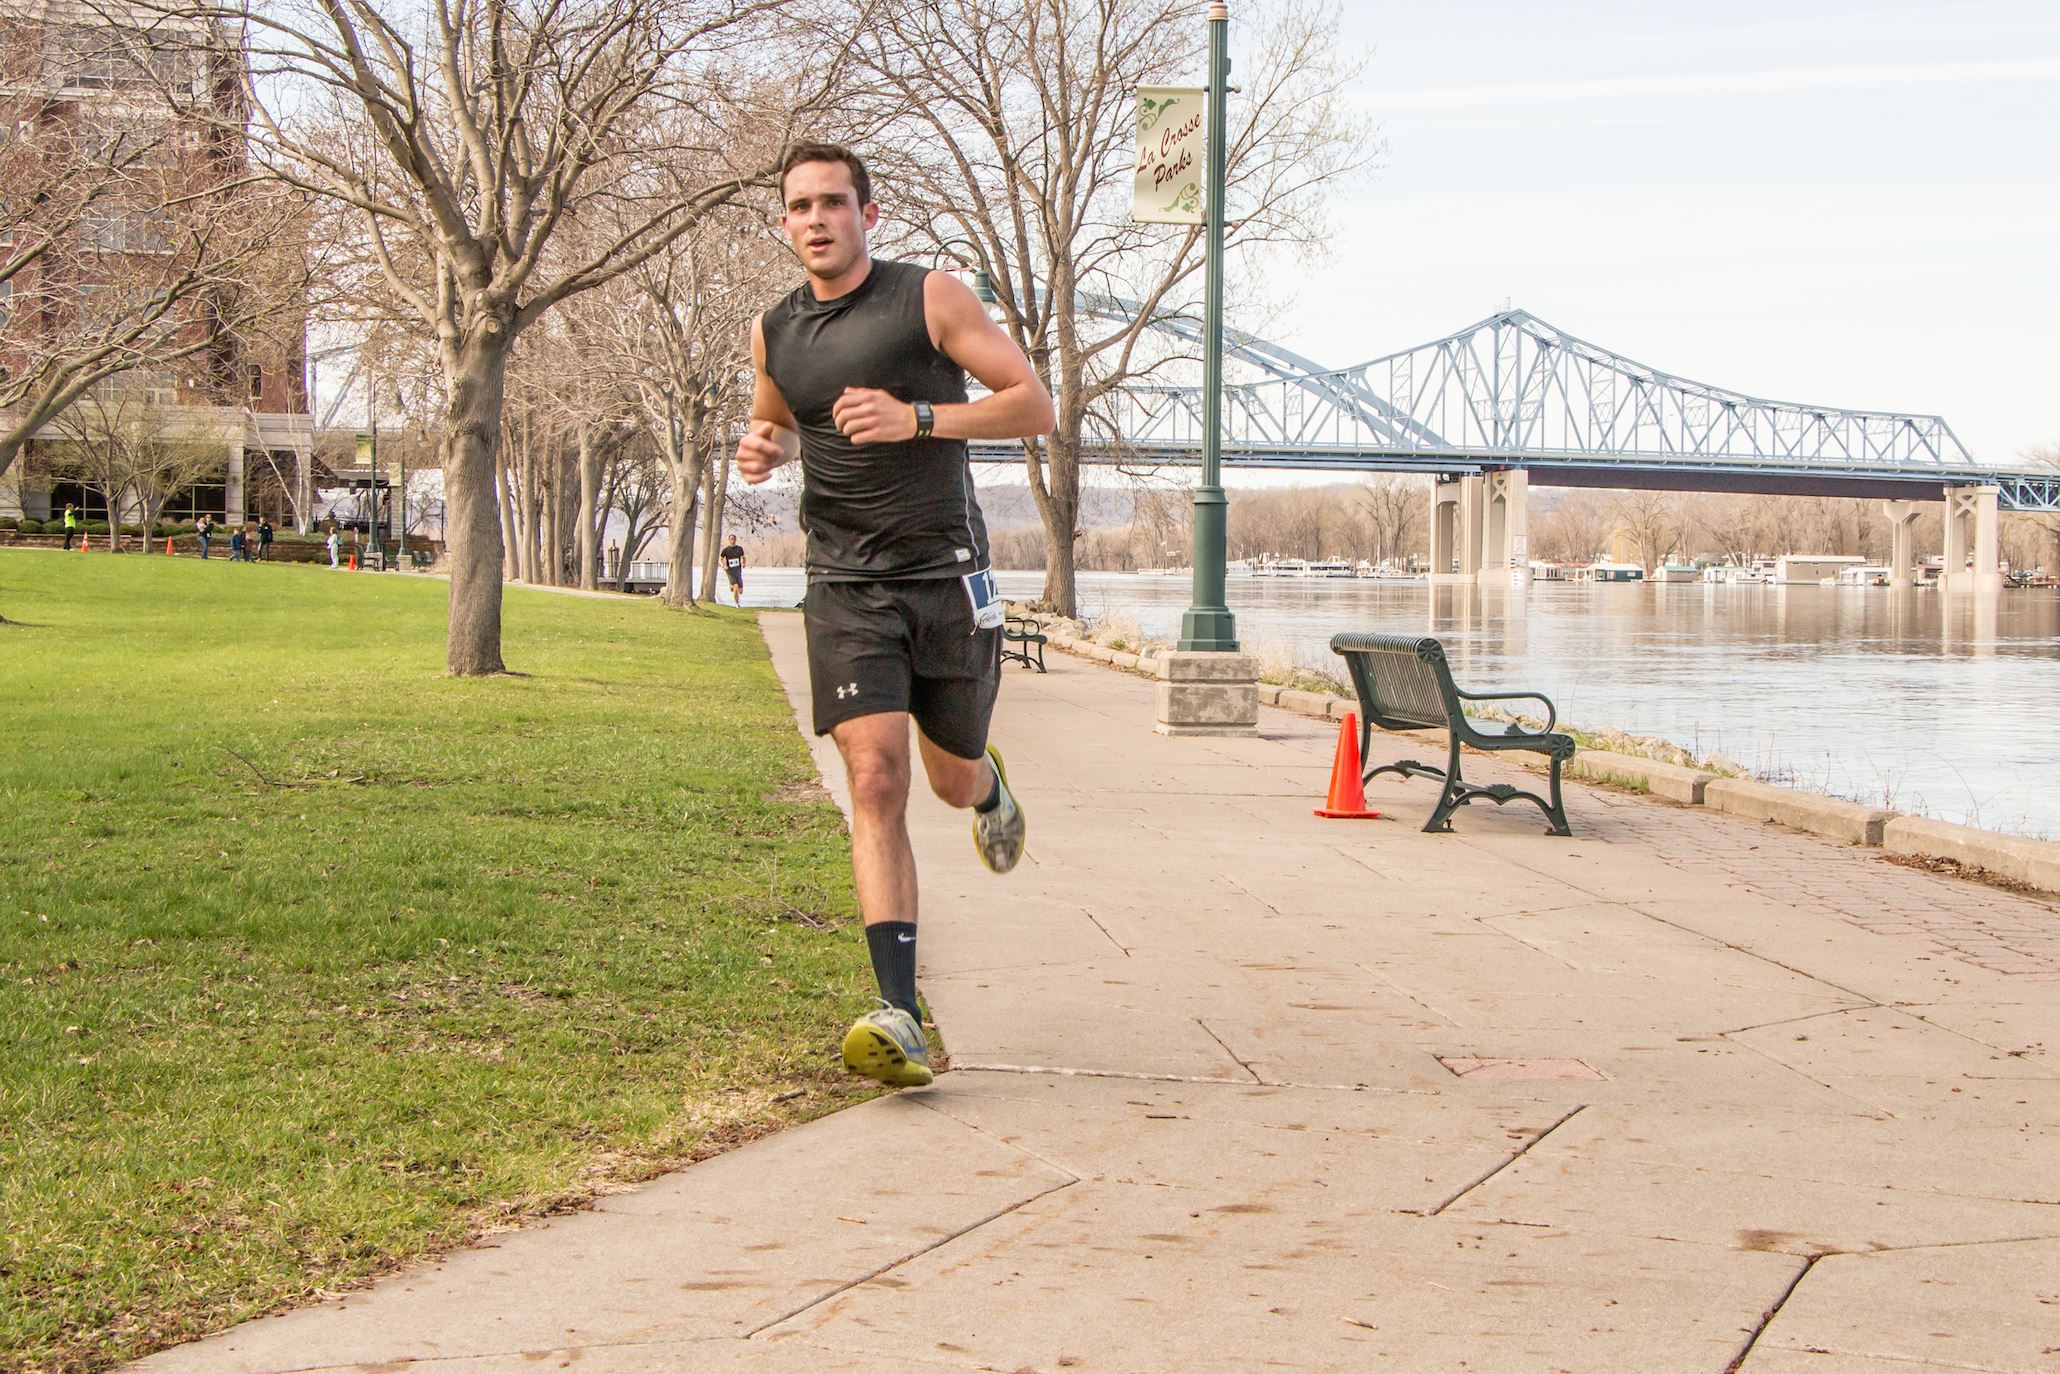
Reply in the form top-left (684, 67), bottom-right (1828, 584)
top-left (1255, 0), bottom-right (2058, 466)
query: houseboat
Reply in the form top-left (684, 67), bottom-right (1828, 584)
top-left (1583, 560), bottom-right (1647, 583)
top-left (1772, 554), bottom-right (1867, 585)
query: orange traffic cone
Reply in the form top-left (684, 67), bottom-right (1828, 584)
top-left (1314, 712), bottom-right (1381, 819)
top-left (79, 532), bottom-right (89, 553)
top-left (347, 553), bottom-right (357, 571)
top-left (165, 537), bottom-right (176, 555)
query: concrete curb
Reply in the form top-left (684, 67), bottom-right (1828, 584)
top-left (1565, 751), bottom-right (1716, 805)
top-left (1703, 778), bottom-right (1893, 847)
top-left (1884, 816), bottom-right (2060, 892)
top-left (1032, 616), bottom-right (2060, 895)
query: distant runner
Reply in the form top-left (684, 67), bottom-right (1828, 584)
top-left (720, 533), bottom-right (747, 607)
top-left (736, 143), bottom-right (1054, 1089)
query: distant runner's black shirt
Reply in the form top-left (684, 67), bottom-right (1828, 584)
top-left (760, 258), bottom-right (985, 582)
top-left (721, 544), bottom-right (745, 572)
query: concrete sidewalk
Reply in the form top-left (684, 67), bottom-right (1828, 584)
top-left (136, 612), bottom-right (2060, 1373)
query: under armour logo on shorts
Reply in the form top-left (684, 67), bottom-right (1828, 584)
top-left (836, 681), bottom-right (859, 700)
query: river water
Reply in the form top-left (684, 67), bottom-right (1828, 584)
top-left (734, 567), bottom-right (2060, 840)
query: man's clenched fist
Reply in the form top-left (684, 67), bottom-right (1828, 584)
top-left (735, 420), bottom-right (790, 484)
top-left (831, 388), bottom-right (916, 446)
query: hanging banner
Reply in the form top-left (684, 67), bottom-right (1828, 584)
top-left (1133, 85), bottom-right (1205, 223)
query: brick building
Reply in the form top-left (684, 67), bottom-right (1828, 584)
top-left (0, 0), bottom-right (313, 527)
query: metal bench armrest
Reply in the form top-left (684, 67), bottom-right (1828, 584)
top-left (1453, 688), bottom-right (1556, 733)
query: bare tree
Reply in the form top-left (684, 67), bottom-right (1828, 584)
top-left (0, 11), bottom-right (312, 482)
top-left (1609, 489), bottom-right (1683, 571)
top-left (847, 0), bottom-right (1367, 614)
top-left (143, 0), bottom-right (849, 673)
top-left (47, 382), bottom-right (223, 546)
top-left (1357, 474), bottom-right (1422, 569)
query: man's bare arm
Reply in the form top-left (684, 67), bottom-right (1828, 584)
top-left (737, 316), bottom-right (801, 484)
top-left (829, 273), bottom-right (1056, 446)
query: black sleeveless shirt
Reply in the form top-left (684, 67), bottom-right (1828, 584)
top-left (760, 258), bottom-right (987, 582)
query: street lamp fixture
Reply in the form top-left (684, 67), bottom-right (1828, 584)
top-left (931, 236), bottom-right (1000, 311)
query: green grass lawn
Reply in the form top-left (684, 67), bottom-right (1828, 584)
top-left (0, 551), bottom-right (871, 1373)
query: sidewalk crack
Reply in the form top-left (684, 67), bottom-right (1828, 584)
top-left (1723, 1251), bottom-right (1822, 1374)
top-left (1413, 1104), bottom-right (1586, 1218)
top-left (1082, 905), bottom-right (1132, 956)
top-left (1195, 1017), bottom-right (1266, 1083)
top-left (744, 1174), bottom-right (1077, 1338)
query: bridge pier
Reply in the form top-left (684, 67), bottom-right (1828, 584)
top-left (1430, 475), bottom-right (1487, 583)
top-left (1882, 500), bottom-right (1921, 589)
top-left (1482, 470), bottom-right (1530, 586)
top-left (1942, 484), bottom-right (2003, 594)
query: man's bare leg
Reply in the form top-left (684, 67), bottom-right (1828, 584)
top-left (830, 711), bottom-right (938, 1086)
top-left (830, 712), bottom-right (919, 926)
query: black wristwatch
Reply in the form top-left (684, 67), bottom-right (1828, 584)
top-left (911, 400), bottom-right (935, 440)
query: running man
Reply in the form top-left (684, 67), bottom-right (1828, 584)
top-left (719, 533), bottom-right (747, 607)
top-left (735, 143), bottom-right (1055, 1089)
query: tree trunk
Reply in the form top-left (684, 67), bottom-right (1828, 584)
top-left (1035, 431), bottom-right (1082, 616)
top-left (515, 421), bottom-right (538, 585)
top-left (497, 457), bottom-right (520, 582)
top-left (697, 452), bottom-right (727, 602)
top-left (577, 425), bottom-right (598, 591)
top-left (442, 334), bottom-right (511, 676)
top-left (542, 442), bottom-right (560, 587)
top-left (660, 422), bottom-right (705, 609)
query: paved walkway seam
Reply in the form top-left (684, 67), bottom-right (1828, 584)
top-left (1725, 1252), bottom-right (1823, 1374)
top-left (744, 1175), bottom-right (1080, 1338)
top-left (1416, 1104), bottom-right (1588, 1217)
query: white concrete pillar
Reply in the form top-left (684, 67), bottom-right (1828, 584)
top-left (1485, 469), bottom-right (1531, 587)
top-left (1942, 485), bottom-right (2002, 594)
top-left (0, 461), bottom-right (23, 520)
top-left (1429, 478), bottom-right (1469, 584)
top-left (1456, 475), bottom-right (1485, 580)
top-left (1882, 499), bottom-right (1920, 590)
top-left (1942, 488), bottom-right (1969, 592)
top-left (1971, 484), bottom-right (2001, 593)
top-left (224, 434), bottom-right (246, 520)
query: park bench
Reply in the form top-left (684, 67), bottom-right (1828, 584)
top-left (1001, 615), bottom-right (1047, 672)
top-left (1329, 632), bottom-right (1575, 836)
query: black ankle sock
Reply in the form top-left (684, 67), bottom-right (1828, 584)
top-left (865, 921), bottom-right (920, 1021)
top-left (972, 760), bottom-right (1002, 813)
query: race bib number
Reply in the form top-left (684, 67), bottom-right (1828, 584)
top-left (961, 567), bottom-right (1005, 631)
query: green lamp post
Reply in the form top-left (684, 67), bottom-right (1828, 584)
top-left (1177, 1), bottom-right (1237, 652)
top-left (932, 236), bottom-right (1000, 310)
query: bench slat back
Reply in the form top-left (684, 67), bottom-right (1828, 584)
top-left (1329, 632), bottom-right (1456, 732)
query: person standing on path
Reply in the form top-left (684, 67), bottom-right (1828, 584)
top-left (62, 503), bottom-right (78, 551)
top-left (195, 513), bottom-right (213, 559)
top-left (720, 533), bottom-right (747, 607)
top-left (736, 143), bottom-right (1054, 1089)
top-left (257, 518), bottom-right (274, 561)
top-left (325, 525), bottom-right (340, 569)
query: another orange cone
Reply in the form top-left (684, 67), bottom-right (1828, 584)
top-left (164, 537), bottom-right (176, 555)
top-left (1314, 712), bottom-right (1381, 819)
top-left (347, 553), bottom-right (357, 571)
top-left (79, 533), bottom-right (89, 553)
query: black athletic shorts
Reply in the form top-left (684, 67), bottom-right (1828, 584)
top-left (803, 577), bottom-right (1001, 759)
top-left (725, 566), bottom-right (744, 586)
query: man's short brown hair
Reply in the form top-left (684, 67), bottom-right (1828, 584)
top-left (779, 142), bottom-right (871, 206)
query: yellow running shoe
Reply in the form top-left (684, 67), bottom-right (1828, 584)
top-left (973, 744), bottom-right (1025, 874)
top-left (841, 1002), bottom-right (934, 1088)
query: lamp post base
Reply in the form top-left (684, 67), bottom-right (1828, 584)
top-left (1176, 607), bottom-right (1239, 653)
top-left (1154, 649), bottom-right (1258, 737)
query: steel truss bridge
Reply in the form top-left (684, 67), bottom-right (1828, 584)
top-left (971, 307), bottom-right (2059, 513)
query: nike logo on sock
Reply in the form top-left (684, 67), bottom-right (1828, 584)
top-left (896, 932), bottom-right (915, 944)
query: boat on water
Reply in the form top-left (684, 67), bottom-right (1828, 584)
top-left (1651, 564), bottom-right (1700, 584)
top-left (1773, 554), bottom-right (1867, 584)
top-left (1834, 565), bottom-right (1893, 587)
top-left (1582, 560), bottom-right (1646, 583)
top-left (1308, 558), bottom-right (1356, 578)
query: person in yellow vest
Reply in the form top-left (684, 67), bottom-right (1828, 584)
top-left (62, 504), bottom-right (79, 551)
